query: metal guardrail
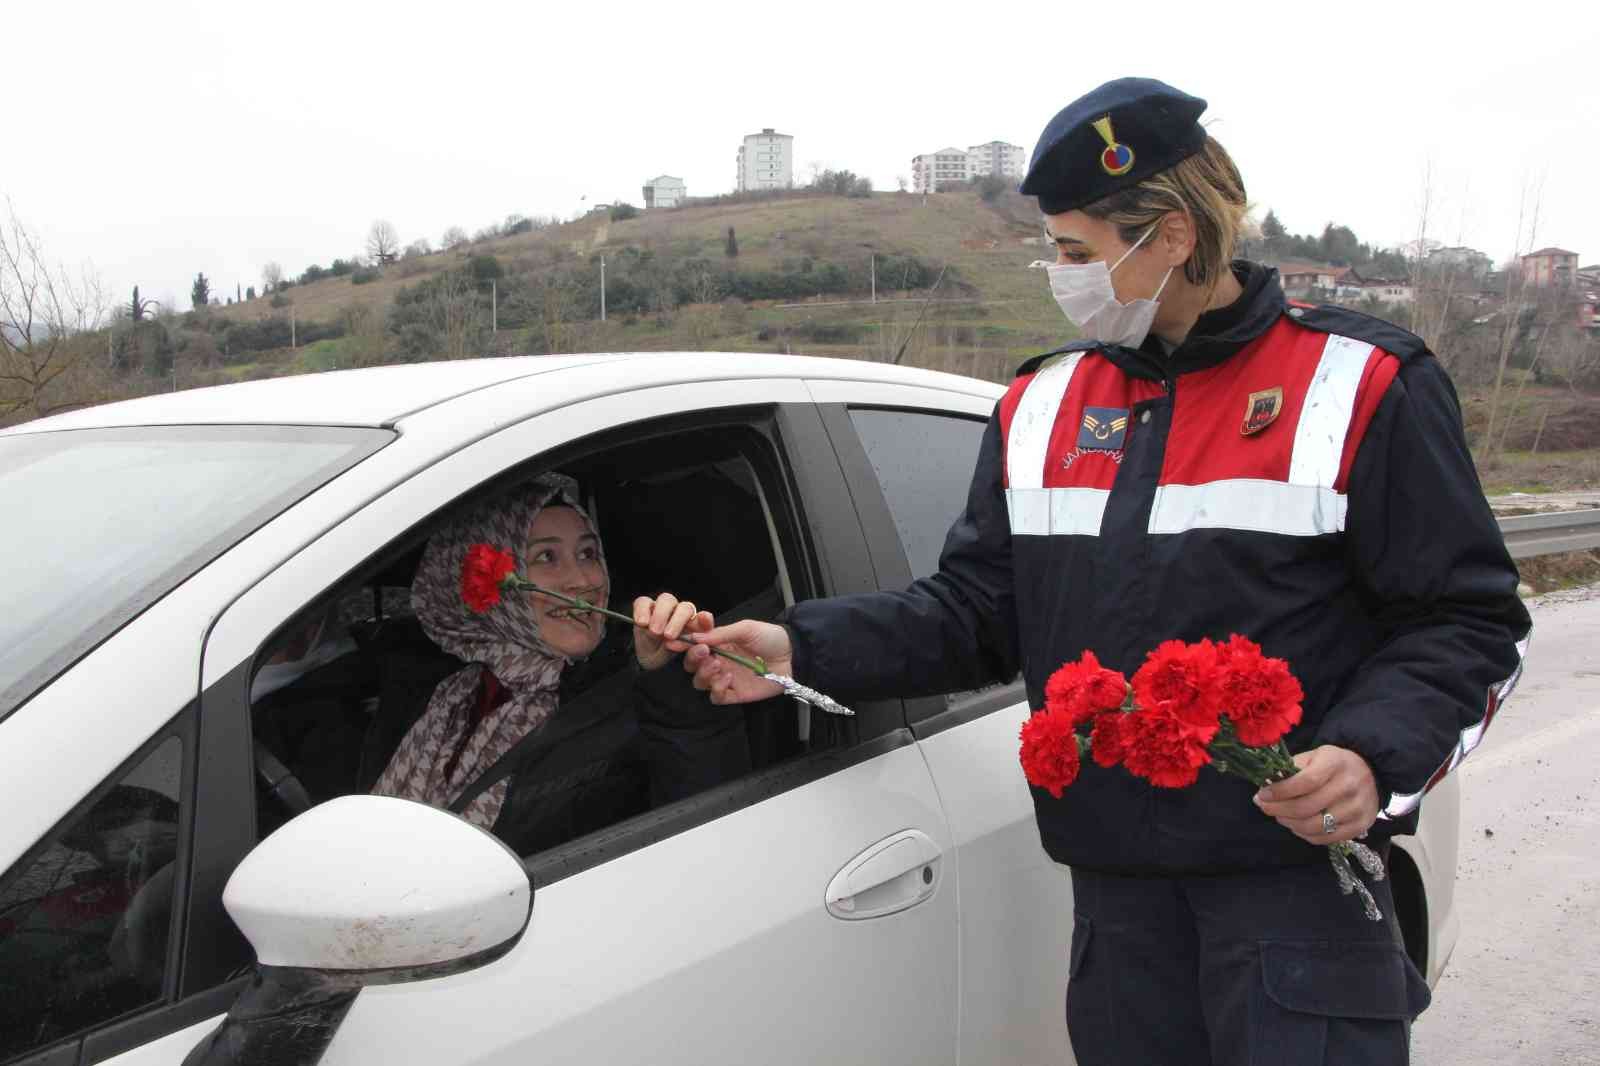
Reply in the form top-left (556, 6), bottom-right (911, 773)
top-left (1496, 508), bottom-right (1600, 559)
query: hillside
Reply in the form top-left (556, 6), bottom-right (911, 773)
top-left (198, 187), bottom-right (1065, 384)
top-left (7, 187), bottom-right (1597, 497)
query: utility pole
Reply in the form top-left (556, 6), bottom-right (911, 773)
top-left (492, 279), bottom-right (498, 334)
top-left (291, 309), bottom-right (296, 348)
top-left (871, 253), bottom-right (876, 304)
top-left (600, 255), bottom-right (607, 322)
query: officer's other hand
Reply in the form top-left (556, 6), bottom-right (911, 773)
top-left (1253, 745), bottom-right (1380, 845)
top-left (683, 620), bottom-right (791, 704)
top-left (633, 593), bottom-right (712, 671)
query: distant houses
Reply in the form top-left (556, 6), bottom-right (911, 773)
top-left (1520, 247), bottom-right (1580, 288)
top-left (911, 140), bottom-right (1025, 193)
top-left (642, 176), bottom-right (686, 210)
top-left (736, 128), bottom-right (795, 192)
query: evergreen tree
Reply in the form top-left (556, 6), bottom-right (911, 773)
top-left (191, 272), bottom-right (211, 310)
top-left (725, 226), bottom-right (739, 258)
top-left (1261, 210), bottom-right (1286, 239)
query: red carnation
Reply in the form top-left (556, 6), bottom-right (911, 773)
top-left (1131, 639), bottom-right (1223, 732)
top-left (1019, 708), bottom-right (1082, 799)
top-left (1044, 651), bottom-right (1130, 728)
top-left (462, 543), bottom-right (517, 613)
top-left (1215, 634), bottom-right (1304, 746)
top-left (1120, 705), bottom-right (1215, 789)
top-left (1089, 710), bottom-right (1132, 768)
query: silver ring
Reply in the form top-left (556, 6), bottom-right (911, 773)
top-left (1321, 810), bottom-right (1337, 835)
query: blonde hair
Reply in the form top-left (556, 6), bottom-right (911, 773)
top-left (1079, 136), bottom-right (1248, 291)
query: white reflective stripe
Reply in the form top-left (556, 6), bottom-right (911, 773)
top-left (1288, 334), bottom-right (1375, 488)
top-left (1147, 479), bottom-right (1347, 537)
top-left (1006, 487), bottom-right (1110, 536)
top-left (1378, 629), bottom-right (1531, 820)
top-left (1006, 353), bottom-right (1083, 490)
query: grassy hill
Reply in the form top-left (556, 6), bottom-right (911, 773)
top-left (203, 187), bottom-right (1066, 384)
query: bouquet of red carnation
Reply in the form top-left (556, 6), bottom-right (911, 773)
top-left (1018, 635), bottom-right (1388, 920)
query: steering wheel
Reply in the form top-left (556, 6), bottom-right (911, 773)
top-left (253, 740), bottom-right (314, 819)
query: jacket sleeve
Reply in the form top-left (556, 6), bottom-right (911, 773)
top-left (783, 406), bottom-right (1020, 701)
top-left (1315, 356), bottom-right (1531, 828)
top-left (632, 656), bottom-right (752, 804)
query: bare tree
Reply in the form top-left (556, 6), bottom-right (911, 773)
top-left (261, 261), bottom-right (284, 294)
top-left (0, 202), bottom-right (108, 420)
top-left (539, 271), bottom-right (579, 354)
top-left (366, 220), bottom-right (400, 265)
top-left (429, 270), bottom-right (483, 359)
top-left (441, 225), bottom-right (469, 252)
top-left (1482, 179), bottom-right (1543, 463)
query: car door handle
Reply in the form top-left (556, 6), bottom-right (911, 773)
top-left (825, 829), bottom-right (942, 920)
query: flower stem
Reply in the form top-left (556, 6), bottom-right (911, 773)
top-left (509, 577), bottom-right (769, 676)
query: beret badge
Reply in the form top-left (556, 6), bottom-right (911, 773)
top-left (1093, 115), bottom-right (1135, 177)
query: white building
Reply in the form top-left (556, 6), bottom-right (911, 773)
top-left (736, 129), bottom-right (794, 192)
top-left (911, 148), bottom-right (973, 194)
top-left (642, 175), bottom-right (686, 210)
top-left (967, 141), bottom-right (1026, 180)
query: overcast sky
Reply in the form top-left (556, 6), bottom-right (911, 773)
top-left (7, 1), bottom-right (1597, 311)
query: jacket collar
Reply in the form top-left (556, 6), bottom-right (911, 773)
top-left (1098, 261), bottom-right (1285, 382)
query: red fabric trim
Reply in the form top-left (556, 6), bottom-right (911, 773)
top-left (1161, 319), bottom-right (1325, 487)
top-left (1333, 350), bottom-right (1402, 492)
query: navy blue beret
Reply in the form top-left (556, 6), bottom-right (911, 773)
top-left (1020, 77), bottom-right (1208, 215)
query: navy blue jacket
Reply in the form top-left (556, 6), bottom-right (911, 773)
top-left (786, 264), bottom-right (1530, 875)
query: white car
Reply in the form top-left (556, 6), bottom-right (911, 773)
top-left (0, 353), bottom-right (1457, 1066)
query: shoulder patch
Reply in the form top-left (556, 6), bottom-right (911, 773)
top-left (1015, 339), bottom-right (1100, 379)
top-left (1285, 304), bottom-right (1431, 363)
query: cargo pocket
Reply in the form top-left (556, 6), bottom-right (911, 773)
top-left (1253, 940), bottom-right (1431, 1063)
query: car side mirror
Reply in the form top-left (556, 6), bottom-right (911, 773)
top-left (183, 795), bottom-right (532, 1066)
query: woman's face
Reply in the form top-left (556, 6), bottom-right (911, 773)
top-left (524, 504), bottom-right (608, 659)
top-left (1044, 209), bottom-right (1192, 334)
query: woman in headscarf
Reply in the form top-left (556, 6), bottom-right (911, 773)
top-left (373, 473), bottom-right (749, 853)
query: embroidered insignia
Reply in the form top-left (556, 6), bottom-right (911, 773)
top-left (1241, 387), bottom-right (1284, 436)
top-left (1062, 446), bottom-right (1124, 472)
top-left (1077, 406), bottom-right (1129, 450)
top-left (1092, 116), bottom-right (1135, 177)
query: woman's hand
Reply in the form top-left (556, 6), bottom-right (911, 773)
top-left (682, 620), bottom-right (793, 704)
top-left (633, 593), bottom-right (713, 671)
top-left (1253, 745), bottom-right (1381, 845)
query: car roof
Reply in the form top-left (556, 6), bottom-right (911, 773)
top-left (0, 353), bottom-right (1003, 434)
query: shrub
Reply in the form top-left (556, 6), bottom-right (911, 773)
top-left (468, 255), bottom-right (503, 284)
top-left (270, 292), bottom-right (291, 308)
top-left (610, 203), bottom-right (640, 222)
top-left (351, 266), bottom-right (382, 285)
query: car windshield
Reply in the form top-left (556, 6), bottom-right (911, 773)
top-left (0, 425), bottom-right (393, 719)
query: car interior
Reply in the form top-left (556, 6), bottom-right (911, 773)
top-left (248, 429), bottom-right (832, 848)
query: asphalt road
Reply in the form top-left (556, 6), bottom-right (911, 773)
top-left (1411, 586), bottom-right (1600, 1065)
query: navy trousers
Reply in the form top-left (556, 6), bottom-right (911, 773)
top-left (1065, 855), bottom-right (1431, 1066)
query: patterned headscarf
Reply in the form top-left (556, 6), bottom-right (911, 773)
top-left (372, 473), bottom-right (610, 828)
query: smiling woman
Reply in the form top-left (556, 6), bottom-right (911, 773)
top-left (369, 472), bottom-right (750, 853)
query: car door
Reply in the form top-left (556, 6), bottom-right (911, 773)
top-left (806, 377), bottom-right (1078, 1065)
top-left (191, 372), bottom-right (960, 1066)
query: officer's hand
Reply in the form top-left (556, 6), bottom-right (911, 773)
top-left (633, 594), bottom-right (712, 671)
top-left (683, 620), bottom-right (791, 704)
top-left (1253, 745), bottom-right (1380, 845)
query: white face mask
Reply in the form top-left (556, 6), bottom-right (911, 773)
top-left (1045, 226), bottom-right (1174, 348)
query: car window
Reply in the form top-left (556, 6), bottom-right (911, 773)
top-left (0, 427), bottom-right (391, 722)
top-left (848, 408), bottom-right (987, 580)
top-left (0, 737), bottom-right (183, 1062)
top-left (246, 424), bottom-right (835, 865)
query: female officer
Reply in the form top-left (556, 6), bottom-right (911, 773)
top-left (682, 78), bottom-right (1530, 1065)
